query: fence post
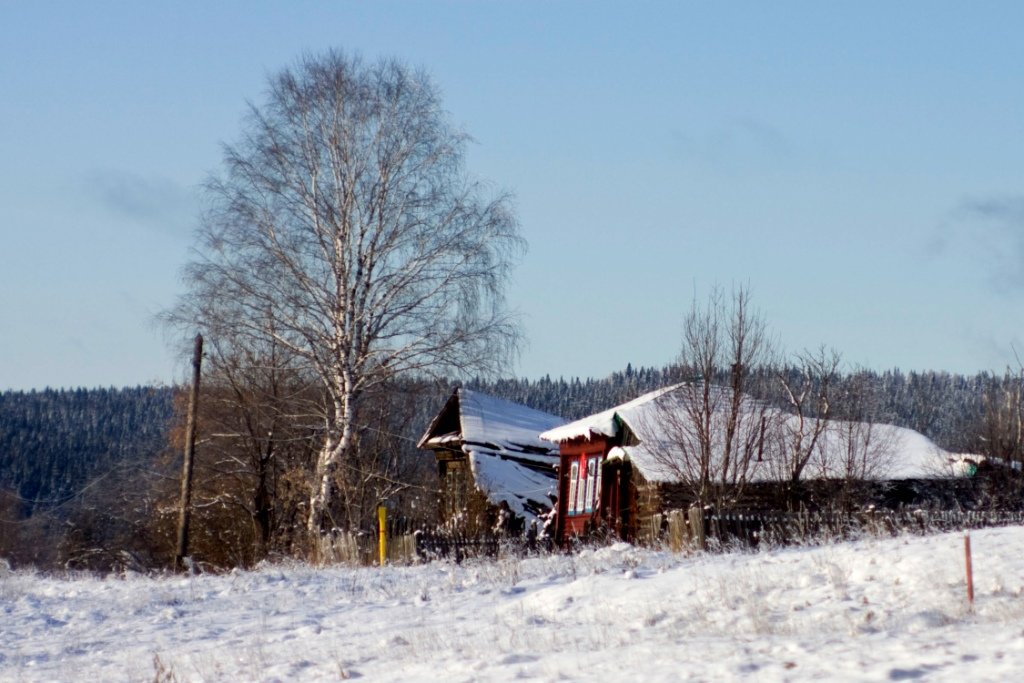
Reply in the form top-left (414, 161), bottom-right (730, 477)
top-left (688, 505), bottom-right (705, 550)
top-left (378, 506), bottom-right (387, 567)
top-left (964, 532), bottom-right (974, 608)
top-left (667, 510), bottom-right (684, 552)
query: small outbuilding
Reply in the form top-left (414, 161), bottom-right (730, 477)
top-left (418, 388), bottom-right (565, 534)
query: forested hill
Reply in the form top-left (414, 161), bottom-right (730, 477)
top-left (466, 364), bottom-right (683, 423)
top-left (0, 386), bottom-right (175, 514)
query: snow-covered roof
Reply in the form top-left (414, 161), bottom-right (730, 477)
top-left (419, 388), bottom-right (566, 520)
top-left (539, 383), bottom-right (683, 444)
top-left (541, 383), bottom-right (975, 484)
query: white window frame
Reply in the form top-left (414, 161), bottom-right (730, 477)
top-left (567, 461), bottom-right (579, 514)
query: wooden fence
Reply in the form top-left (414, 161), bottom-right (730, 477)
top-left (316, 515), bottom-right (546, 565)
top-left (648, 508), bottom-right (1024, 551)
top-left (318, 508), bottom-right (1024, 564)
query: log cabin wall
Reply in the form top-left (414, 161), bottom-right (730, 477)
top-left (599, 459), bottom-right (636, 541)
top-left (435, 450), bottom-right (493, 534)
top-left (634, 476), bottom-right (662, 541)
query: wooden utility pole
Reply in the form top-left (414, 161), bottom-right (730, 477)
top-left (175, 334), bottom-right (203, 572)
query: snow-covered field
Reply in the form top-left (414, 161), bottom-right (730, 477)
top-left (4, 527), bottom-right (1024, 682)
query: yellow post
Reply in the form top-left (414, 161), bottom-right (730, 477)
top-left (378, 505), bottom-right (387, 567)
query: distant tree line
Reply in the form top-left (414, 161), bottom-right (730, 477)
top-left (0, 386), bottom-right (173, 567)
top-left (0, 386), bottom-right (173, 512)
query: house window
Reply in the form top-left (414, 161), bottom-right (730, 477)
top-left (587, 456), bottom-right (601, 513)
top-left (575, 457), bottom-right (588, 514)
top-left (584, 457), bottom-right (596, 513)
top-left (565, 453), bottom-right (603, 517)
top-left (567, 461), bottom-right (579, 514)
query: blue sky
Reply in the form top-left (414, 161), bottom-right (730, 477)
top-left (2, 2), bottom-right (1023, 389)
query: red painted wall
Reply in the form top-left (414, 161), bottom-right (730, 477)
top-left (556, 437), bottom-right (608, 543)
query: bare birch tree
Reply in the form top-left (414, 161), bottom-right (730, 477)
top-left (166, 51), bottom-right (522, 543)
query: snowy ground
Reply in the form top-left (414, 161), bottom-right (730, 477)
top-left (4, 527), bottom-right (1024, 682)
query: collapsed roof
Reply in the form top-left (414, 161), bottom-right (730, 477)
top-left (418, 388), bottom-right (565, 520)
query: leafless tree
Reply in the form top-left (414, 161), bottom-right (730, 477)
top-left (810, 370), bottom-right (896, 509)
top-left (978, 366), bottom-right (1024, 466)
top-left (650, 286), bottom-right (775, 507)
top-left (768, 347), bottom-right (842, 504)
top-left (180, 334), bottom-right (317, 560)
top-left (968, 365), bottom-right (1024, 505)
top-left (165, 51), bottom-right (522, 545)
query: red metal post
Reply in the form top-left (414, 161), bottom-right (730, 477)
top-left (964, 533), bottom-right (974, 607)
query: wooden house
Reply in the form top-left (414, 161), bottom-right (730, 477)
top-left (418, 388), bottom-right (565, 534)
top-left (540, 384), bottom-right (982, 546)
top-left (539, 385), bottom-right (681, 544)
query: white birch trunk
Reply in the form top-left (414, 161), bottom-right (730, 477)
top-left (307, 376), bottom-right (355, 537)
